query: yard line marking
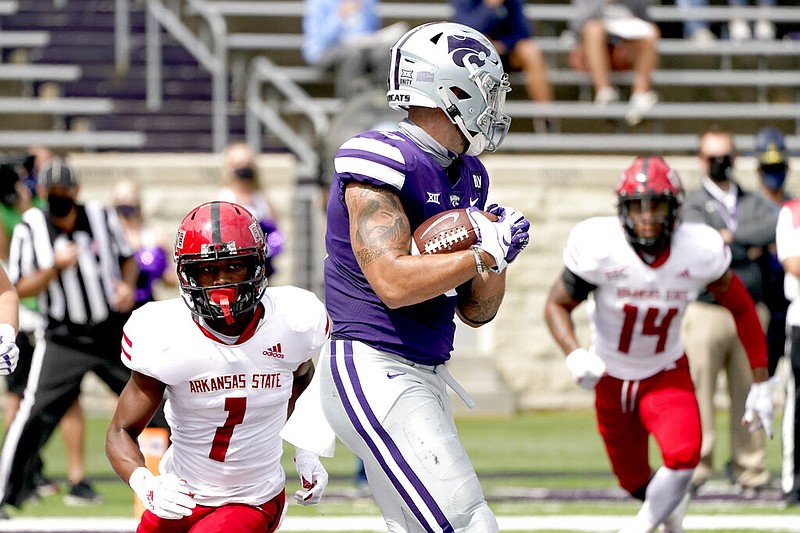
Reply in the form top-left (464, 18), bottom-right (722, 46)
top-left (0, 515), bottom-right (796, 532)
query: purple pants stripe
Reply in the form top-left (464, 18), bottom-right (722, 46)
top-left (329, 340), bottom-right (454, 533)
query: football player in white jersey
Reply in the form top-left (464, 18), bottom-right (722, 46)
top-left (544, 156), bottom-right (774, 533)
top-left (106, 201), bottom-right (331, 533)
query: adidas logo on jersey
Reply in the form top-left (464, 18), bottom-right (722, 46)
top-left (262, 343), bottom-right (284, 359)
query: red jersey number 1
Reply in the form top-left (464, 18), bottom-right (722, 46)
top-left (209, 396), bottom-right (246, 462)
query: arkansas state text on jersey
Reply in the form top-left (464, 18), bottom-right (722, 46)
top-left (120, 286), bottom-right (329, 507)
top-left (564, 217), bottom-right (731, 381)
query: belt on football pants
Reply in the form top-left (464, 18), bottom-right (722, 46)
top-left (381, 352), bottom-right (477, 409)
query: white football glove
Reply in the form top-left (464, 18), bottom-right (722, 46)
top-left (742, 377), bottom-right (777, 439)
top-left (294, 448), bottom-right (329, 506)
top-left (0, 324), bottom-right (19, 376)
top-left (129, 467), bottom-right (196, 520)
top-left (466, 207), bottom-right (512, 273)
top-left (565, 348), bottom-right (607, 390)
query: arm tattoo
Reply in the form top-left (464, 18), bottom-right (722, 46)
top-left (459, 290), bottom-right (503, 325)
top-left (348, 184), bottom-right (410, 268)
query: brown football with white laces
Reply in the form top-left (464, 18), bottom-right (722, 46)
top-left (411, 208), bottom-right (497, 255)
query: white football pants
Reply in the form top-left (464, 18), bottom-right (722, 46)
top-left (320, 339), bottom-right (497, 533)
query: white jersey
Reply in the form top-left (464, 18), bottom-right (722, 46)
top-left (776, 201), bottom-right (800, 326)
top-left (564, 217), bottom-right (730, 381)
top-left (121, 286), bottom-right (330, 506)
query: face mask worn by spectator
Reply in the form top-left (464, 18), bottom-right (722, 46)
top-left (233, 167), bottom-right (256, 181)
top-left (116, 204), bottom-right (141, 219)
top-left (48, 194), bottom-right (75, 217)
top-left (761, 164), bottom-right (787, 192)
top-left (708, 155), bottom-right (733, 183)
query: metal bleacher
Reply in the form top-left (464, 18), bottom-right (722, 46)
top-left (1, 0), bottom-right (799, 156)
top-left (0, 0), bottom-right (145, 151)
top-left (161, 0), bottom-right (800, 162)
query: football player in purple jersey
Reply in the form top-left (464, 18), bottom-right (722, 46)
top-left (285, 21), bottom-right (530, 533)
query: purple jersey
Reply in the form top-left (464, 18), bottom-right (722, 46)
top-left (324, 129), bottom-right (490, 365)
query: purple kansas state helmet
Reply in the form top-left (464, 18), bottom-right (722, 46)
top-left (387, 22), bottom-right (511, 156)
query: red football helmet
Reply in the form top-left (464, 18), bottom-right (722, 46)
top-left (615, 156), bottom-right (684, 252)
top-left (174, 201), bottom-right (268, 323)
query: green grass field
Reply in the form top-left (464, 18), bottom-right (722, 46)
top-left (2, 408), bottom-right (796, 532)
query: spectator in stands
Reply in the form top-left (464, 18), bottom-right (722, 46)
top-left (218, 142), bottom-right (284, 280)
top-left (452, 0), bottom-right (556, 133)
top-left (680, 125), bottom-right (776, 496)
top-left (0, 159), bottom-right (137, 511)
top-left (677, 0), bottom-right (776, 43)
top-left (0, 150), bottom-right (90, 506)
top-left (754, 126), bottom-right (791, 378)
top-left (302, 0), bottom-right (378, 65)
top-left (302, 0), bottom-right (406, 97)
top-left (111, 180), bottom-right (176, 307)
top-left (570, 0), bottom-right (660, 127)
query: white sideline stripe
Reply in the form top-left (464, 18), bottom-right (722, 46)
top-left (0, 515), bottom-right (796, 532)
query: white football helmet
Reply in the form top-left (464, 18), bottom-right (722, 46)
top-left (387, 22), bottom-right (511, 156)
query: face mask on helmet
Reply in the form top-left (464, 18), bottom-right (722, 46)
top-left (615, 156), bottom-right (684, 254)
top-left (386, 22), bottom-right (511, 156)
top-left (174, 201), bottom-right (268, 325)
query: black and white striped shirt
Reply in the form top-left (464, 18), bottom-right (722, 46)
top-left (7, 202), bottom-right (133, 330)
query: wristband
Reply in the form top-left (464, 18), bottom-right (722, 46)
top-left (471, 246), bottom-right (486, 274)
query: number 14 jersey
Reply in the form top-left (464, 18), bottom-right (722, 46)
top-left (564, 217), bottom-right (730, 381)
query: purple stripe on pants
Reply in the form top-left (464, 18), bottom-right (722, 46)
top-left (329, 340), bottom-right (454, 533)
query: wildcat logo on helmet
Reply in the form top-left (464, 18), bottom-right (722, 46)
top-left (448, 34), bottom-right (491, 68)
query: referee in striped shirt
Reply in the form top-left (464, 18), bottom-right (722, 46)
top-left (0, 159), bottom-right (138, 510)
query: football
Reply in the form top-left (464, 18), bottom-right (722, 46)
top-left (411, 208), bottom-right (497, 255)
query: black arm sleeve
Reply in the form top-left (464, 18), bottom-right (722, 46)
top-left (561, 267), bottom-right (597, 302)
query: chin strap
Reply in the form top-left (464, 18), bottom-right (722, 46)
top-left (209, 287), bottom-right (236, 324)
